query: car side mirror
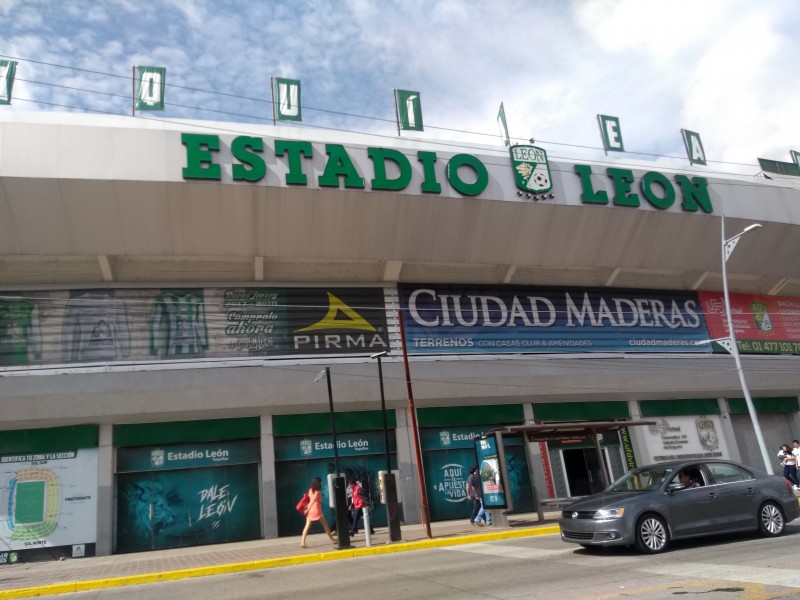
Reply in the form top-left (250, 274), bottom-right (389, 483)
top-left (667, 482), bottom-right (686, 492)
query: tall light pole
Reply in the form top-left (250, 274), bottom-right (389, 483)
top-left (718, 215), bottom-right (773, 474)
top-left (370, 351), bottom-right (402, 542)
top-left (314, 367), bottom-right (351, 548)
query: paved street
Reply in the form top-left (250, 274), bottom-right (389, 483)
top-left (28, 524), bottom-right (800, 600)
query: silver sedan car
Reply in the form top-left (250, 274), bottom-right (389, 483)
top-left (559, 459), bottom-right (800, 553)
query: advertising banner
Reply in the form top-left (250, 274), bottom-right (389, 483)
top-left (116, 463), bottom-right (260, 552)
top-left (0, 286), bottom-right (388, 367)
top-left (274, 447), bottom-right (399, 536)
top-left (420, 427), bottom-right (533, 520)
top-left (399, 284), bottom-right (711, 354)
top-left (0, 448), bottom-right (98, 550)
top-left (699, 291), bottom-right (800, 354)
top-left (639, 415), bottom-right (728, 464)
top-left (474, 436), bottom-right (507, 508)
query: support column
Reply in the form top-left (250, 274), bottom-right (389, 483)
top-left (627, 400), bottom-right (652, 466)
top-left (717, 397), bottom-right (742, 463)
top-left (260, 415), bottom-right (278, 538)
top-left (95, 424), bottom-right (114, 556)
top-left (393, 407), bottom-right (420, 524)
top-left (522, 403), bottom-right (545, 520)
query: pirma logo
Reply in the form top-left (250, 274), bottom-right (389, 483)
top-left (295, 292), bottom-right (376, 333)
top-left (151, 449), bottom-right (165, 468)
top-left (300, 439), bottom-right (313, 457)
top-left (510, 145), bottom-right (553, 194)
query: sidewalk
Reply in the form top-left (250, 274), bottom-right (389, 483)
top-left (0, 512), bottom-right (563, 599)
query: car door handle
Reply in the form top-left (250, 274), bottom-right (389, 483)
top-left (707, 492), bottom-right (717, 499)
top-left (746, 487), bottom-right (755, 495)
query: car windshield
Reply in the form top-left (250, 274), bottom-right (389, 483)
top-left (606, 466), bottom-right (675, 492)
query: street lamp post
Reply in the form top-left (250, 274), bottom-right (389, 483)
top-left (370, 351), bottom-right (402, 542)
top-left (718, 215), bottom-right (773, 474)
top-left (314, 367), bottom-right (351, 548)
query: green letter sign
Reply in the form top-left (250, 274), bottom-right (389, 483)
top-left (368, 147), bottom-right (412, 191)
top-left (182, 133), bottom-right (221, 180)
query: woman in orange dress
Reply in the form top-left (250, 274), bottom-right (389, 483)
top-left (300, 477), bottom-right (336, 548)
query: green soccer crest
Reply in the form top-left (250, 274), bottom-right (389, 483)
top-left (510, 145), bottom-right (552, 193)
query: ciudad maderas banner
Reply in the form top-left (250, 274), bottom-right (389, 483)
top-left (398, 284), bottom-right (711, 354)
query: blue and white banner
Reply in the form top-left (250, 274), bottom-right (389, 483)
top-left (398, 284), bottom-right (711, 354)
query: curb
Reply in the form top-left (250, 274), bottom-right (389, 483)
top-left (0, 525), bottom-right (561, 599)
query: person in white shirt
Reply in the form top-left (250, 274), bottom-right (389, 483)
top-left (778, 444), bottom-right (799, 490)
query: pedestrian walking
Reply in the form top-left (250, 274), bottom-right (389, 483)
top-left (466, 465), bottom-right (483, 526)
top-left (300, 476), bottom-right (336, 548)
top-left (348, 479), bottom-right (365, 535)
top-left (475, 497), bottom-right (492, 526)
top-left (777, 444), bottom-right (799, 490)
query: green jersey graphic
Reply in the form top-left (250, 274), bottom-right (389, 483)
top-left (149, 290), bottom-right (208, 357)
top-left (0, 299), bottom-right (42, 366)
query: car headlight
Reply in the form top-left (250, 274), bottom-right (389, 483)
top-left (593, 508), bottom-right (625, 520)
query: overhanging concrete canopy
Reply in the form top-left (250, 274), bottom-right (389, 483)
top-left (498, 419), bottom-right (658, 442)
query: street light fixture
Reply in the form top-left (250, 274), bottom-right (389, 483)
top-left (314, 367), bottom-right (351, 548)
top-left (370, 351), bottom-right (402, 542)
top-left (707, 216), bottom-right (772, 474)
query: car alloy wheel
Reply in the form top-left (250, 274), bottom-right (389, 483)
top-left (635, 514), bottom-right (668, 553)
top-left (758, 502), bottom-right (785, 537)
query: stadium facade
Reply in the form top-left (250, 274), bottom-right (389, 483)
top-left (1, 112), bottom-right (799, 558)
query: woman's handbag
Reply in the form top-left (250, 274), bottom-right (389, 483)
top-left (296, 492), bottom-right (310, 515)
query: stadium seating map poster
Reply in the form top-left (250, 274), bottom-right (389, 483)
top-left (0, 448), bottom-right (98, 550)
top-left (699, 291), bottom-right (800, 354)
top-left (398, 284), bottom-right (712, 354)
top-left (0, 287), bottom-right (388, 367)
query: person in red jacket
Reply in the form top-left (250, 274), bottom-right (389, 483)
top-left (348, 479), bottom-right (365, 535)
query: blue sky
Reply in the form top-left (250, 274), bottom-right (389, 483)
top-left (2, 0), bottom-right (799, 174)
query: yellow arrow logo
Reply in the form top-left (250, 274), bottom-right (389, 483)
top-left (295, 292), bottom-right (377, 332)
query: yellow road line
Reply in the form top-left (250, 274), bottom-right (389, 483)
top-left (0, 526), bottom-right (561, 599)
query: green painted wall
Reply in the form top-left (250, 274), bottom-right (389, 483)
top-left (533, 401), bottom-right (629, 422)
top-left (727, 396), bottom-right (799, 415)
top-left (273, 410), bottom-right (397, 436)
top-left (417, 404), bottom-right (523, 427)
top-left (114, 417), bottom-right (259, 447)
top-left (0, 425), bottom-right (97, 454)
top-left (639, 399), bottom-right (720, 417)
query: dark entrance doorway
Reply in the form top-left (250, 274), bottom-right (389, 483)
top-left (563, 448), bottom-right (606, 496)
